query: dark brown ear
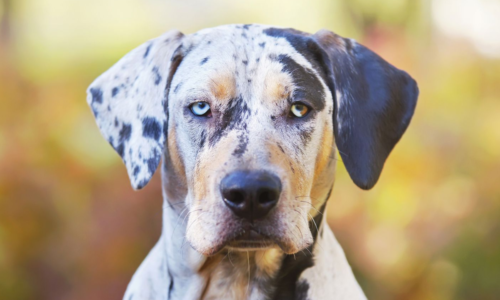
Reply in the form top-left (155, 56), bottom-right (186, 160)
top-left (313, 30), bottom-right (419, 190)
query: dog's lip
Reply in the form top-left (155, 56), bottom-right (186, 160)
top-left (226, 229), bottom-right (275, 250)
top-left (234, 229), bottom-right (271, 241)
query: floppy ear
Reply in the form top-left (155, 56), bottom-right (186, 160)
top-left (87, 30), bottom-right (184, 190)
top-left (313, 30), bottom-right (419, 190)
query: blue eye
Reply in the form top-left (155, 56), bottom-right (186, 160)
top-left (190, 102), bottom-right (211, 116)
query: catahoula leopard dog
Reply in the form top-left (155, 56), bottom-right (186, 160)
top-left (86, 24), bottom-right (418, 300)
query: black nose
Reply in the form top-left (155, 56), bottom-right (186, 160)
top-left (220, 171), bottom-right (281, 221)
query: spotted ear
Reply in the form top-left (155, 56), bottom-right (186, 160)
top-left (314, 30), bottom-right (419, 190)
top-left (87, 30), bottom-right (184, 190)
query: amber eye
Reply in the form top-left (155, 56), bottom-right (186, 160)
top-left (190, 101), bottom-right (211, 116)
top-left (290, 103), bottom-right (309, 118)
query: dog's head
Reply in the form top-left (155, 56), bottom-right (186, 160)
top-left (87, 25), bottom-right (418, 256)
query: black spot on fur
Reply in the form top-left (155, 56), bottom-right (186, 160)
top-left (270, 115), bottom-right (276, 121)
top-left (277, 143), bottom-right (285, 153)
top-left (146, 149), bottom-right (160, 175)
top-left (90, 87), bottom-right (103, 104)
top-left (144, 43), bottom-right (152, 58)
top-left (232, 132), bottom-right (249, 157)
top-left (199, 130), bottom-right (207, 148)
top-left (242, 32), bottom-right (248, 38)
top-left (200, 57), bottom-right (209, 65)
top-left (119, 124), bottom-right (132, 142)
top-left (243, 24), bottom-right (251, 30)
top-left (298, 126), bottom-right (314, 146)
top-left (168, 278), bottom-right (174, 298)
top-left (242, 60), bottom-right (248, 65)
top-left (209, 96), bottom-right (250, 146)
top-left (136, 179), bottom-right (149, 189)
top-left (259, 42), bottom-right (266, 48)
top-left (174, 82), bottom-right (182, 94)
top-left (116, 144), bottom-right (125, 158)
top-left (142, 118), bottom-right (161, 141)
top-left (264, 27), bottom-right (329, 83)
top-left (133, 166), bottom-right (141, 176)
top-left (147, 158), bottom-right (156, 174)
top-left (152, 66), bottom-right (162, 85)
top-left (112, 87), bottom-right (120, 97)
top-left (295, 280), bottom-right (310, 300)
top-left (270, 191), bottom-right (330, 300)
top-left (276, 54), bottom-right (325, 111)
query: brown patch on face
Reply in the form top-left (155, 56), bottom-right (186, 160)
top-left (209, 72), bottom-right (237, 101)
top-left (263, 71), bottom-right (292, 105)
top-left (265, 139), bottom-right (308, 197)
top-left (164, 124), bottom-right (187, 201)
top-left (310, 122), bottom-right (335, 210)
top-left (192, 131), bottom-right (237, 202)
top-left (313, 123), bottom-right (334, 183)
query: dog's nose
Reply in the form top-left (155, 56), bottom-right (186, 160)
top-left (220, 171), bottom-right (281, 221)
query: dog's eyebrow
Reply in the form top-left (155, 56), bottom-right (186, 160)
top-left (209, 73), bottom-right (237, 102)
top-left (275, 54), bottom-right (326, 111)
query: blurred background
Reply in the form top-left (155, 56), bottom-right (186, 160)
top-left (1, 0), bottom-right (499, 299)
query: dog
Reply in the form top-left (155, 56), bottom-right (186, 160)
top-left (86, 24), bottom-right (418, 300)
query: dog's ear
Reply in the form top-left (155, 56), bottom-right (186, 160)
top-left (87, 30), bottom-right (184, 190)
top-left (313, 30), bottom-right (418, 190)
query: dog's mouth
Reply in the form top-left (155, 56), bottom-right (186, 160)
top-left (226, 229), bottom-right (276, 251)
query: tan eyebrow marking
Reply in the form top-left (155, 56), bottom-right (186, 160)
top-left (263, 70), bottom-right (292, 105)
top-left (209, 72), bottom-right (237, 102)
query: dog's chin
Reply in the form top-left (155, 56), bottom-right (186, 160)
top-left (188, 229), bottom-right (313, 256)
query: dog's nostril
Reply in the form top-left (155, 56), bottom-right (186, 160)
top-left (225, 189), bottom-right (246, 205)
top-left (258, 189), bottom-right (279, 204)
top-left (220, 171), bottom-right (282, 221)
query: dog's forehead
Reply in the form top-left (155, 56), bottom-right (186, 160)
top-left (171, 24), bottom-right (325, 106)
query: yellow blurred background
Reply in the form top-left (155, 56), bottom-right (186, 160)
top-left (1, 0), bottom-right (499, 299)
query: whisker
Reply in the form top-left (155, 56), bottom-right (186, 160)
top-left (309, 213), bottom-right (320, 235)
top-left (228, 250), bottom-right (235, 267)
top-left (247, 250), bottom-right (251, 298)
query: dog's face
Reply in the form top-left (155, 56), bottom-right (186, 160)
top-left (87, 25), bottom-right (418, 256)
top-left (166, 26), bottom-right (336, 254)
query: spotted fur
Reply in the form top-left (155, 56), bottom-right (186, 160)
top-left (87, 24), bottom-right (418, 300)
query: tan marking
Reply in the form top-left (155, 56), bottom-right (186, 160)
top-left (313, 123), bottom-right (334, 183)
top-left (192, 131), bottom-right (238, 201)
top-left (265, 139), bottom-right (308, 197)
top-left (263, 71), bottom-right (292, 105)
top-left (167, 126), bottom-right (185, 175)
top-left (310, 122), bottom-right (336, 213)
top-left (200, 249), bottom-right (283, 300)
top-left (254, 248), bottom-right (283, 278)
top-left (209, 72), bottom-right (236, 101)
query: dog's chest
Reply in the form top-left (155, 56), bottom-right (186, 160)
top-left (200, 249), bottom-right (283, 300)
